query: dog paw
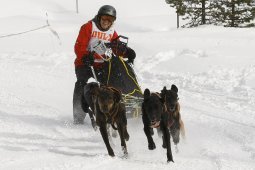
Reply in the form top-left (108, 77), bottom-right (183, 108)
top-left (173, 137), bottom-right (180, 145)
top-left (148, 142), bottom-right (156, 150)
top-left (93, 125), bottom-right (98, 131)
top-left (167, 158), bottom-right (174, 163)
top-left (167, 153), bottom-right (174, 163)
top-left (122, 146), bottom-right (128, 155)
top-left (91, 121), bottom-right (98, 131)
top-left (108, 150), bottom-right (115, 157)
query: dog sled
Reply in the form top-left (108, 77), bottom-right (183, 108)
top-left (90, 35), bottom-right (143, 117)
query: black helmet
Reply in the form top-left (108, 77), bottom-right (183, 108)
top-left (97, 5), bottom-right (116, 20)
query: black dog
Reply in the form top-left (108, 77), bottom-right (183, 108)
top-left (83, 82), bottom-right (129, 157)
top-left (142, 89), bottom-right (174, 163)
top-left (161, 85), bottom-right (185, 148)
top-left (81, 82), bottom-right (99, 130)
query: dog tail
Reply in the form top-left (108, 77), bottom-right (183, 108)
top-left (179, 119), bottom-right (186, 140)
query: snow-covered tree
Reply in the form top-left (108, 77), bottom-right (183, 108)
top-left (213, 0), bottom-right (255, 27)
top-left (166, 0), bottom-right (217, 27)
top-left (165, 0), bottom-right (255, 27)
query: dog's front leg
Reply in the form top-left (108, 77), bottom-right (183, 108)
top-left (88, 109), bottom-right (97, 131)
top-left (99, 122), bottom-right (114, 157)
top-left (170, 123), bottom-right (180, 145)
top-left (161, 125), bottom-right (174, 163)
top-left (117, 123), bottom-right (128, 155)
top-left (142, 114), bottom-right (156, 150)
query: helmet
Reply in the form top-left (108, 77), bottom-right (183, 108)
top-left (97, 5), bottom-right (116, 20)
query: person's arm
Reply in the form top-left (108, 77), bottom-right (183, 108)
top-left (74, 21), bottom-right (92, 66)
top-left (112, 31), bottom-right (119, 40)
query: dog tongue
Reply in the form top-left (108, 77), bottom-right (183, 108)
top-left (151, 121), bottom-right (160, 128)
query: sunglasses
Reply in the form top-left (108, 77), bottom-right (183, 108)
top-left (100, 16), bottom-right (115, 23)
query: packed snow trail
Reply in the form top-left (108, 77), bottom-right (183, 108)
top-left (0, 52), bottom-right (255, 170)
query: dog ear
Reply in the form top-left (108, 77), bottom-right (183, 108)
top-left (160, 97), bottom-right (165, 104)
top-left (143, 88), bottom-right (150, 100)
top-left (171, 84), bottom-right (178, 93)
top-left (113, 89), bottom-right (122, 103)
top-left (160, 86), bottom-right (167, 103)
top-left (161, 86), bottom-right (167, 97)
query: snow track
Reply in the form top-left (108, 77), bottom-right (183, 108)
top-left (1, 0), bottom-right (255, 165)
top-left (1, 50), bottom-right (255, 169)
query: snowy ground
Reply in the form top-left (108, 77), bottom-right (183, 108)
top-left (0, 0), bottom-right (255, 170)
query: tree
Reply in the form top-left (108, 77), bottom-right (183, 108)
top-left (182, 0), bottom-right (213, 27)
top-left (214, 0), bottom-right (255, 27)
top-left (165, 0), bottom-right (255, 27)
top-left (165, 0), bottom-right (186, 28)
top-left (166, 0), bottom-right (214, 27)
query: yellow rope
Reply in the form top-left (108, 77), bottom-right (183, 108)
top-left (103, 55), bottom-right (143, 118)
top-left (106, 56), bottom-right (143, 97)
top-left (123, 89), bottom-right (142, 98)
top-left (119, 57), bottom-right (143, 95)
top-left (107, 60), bottom-right (112, 85)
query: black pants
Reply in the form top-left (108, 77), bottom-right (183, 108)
top-left (73, 65), bottom-right (107, 124)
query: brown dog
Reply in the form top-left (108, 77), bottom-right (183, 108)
top-left (161, 85), bottom-right (185, 147)
top-left (142, 85), bottom-right (185, 162)
top-left (87, 83), bottom-right (129, 157)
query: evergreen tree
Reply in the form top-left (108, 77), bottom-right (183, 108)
top-left (165, 0), bottom-right (186, 15)
top-left (182, 0), bottom-right (213, 27)
top-left (165, 0), bottom-right (187, 28)
top-left (214, 0), bottom-right (255, 27)
top-left (200, 0), bottom-right (255, 27)
top-left (165, 0), bottom-right (255, 27)
top-left (166, 0), bottom-right (214, 27)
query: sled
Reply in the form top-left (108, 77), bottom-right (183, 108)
top-left (91, 36), bottom-right (143, 117)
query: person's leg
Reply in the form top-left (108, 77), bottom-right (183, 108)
top-left (73, 80), bottom-right (86, 124)
top-left (73, 66), bottom-right (92, 124)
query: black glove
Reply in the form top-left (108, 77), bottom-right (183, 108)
top-left (82, 52), bottom-right (94, 66)
top-left (118, 42), bottom-right (128, 54)
top-left (126, 47), bottom-right (136, 64)
top-left (109, 40), bottom-right (128, 56)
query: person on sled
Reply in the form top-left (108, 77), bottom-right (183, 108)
top-left (73, 5), bottom-right (136, 124)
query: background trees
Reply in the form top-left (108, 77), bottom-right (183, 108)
top-left (166, 0), bottom-right (255, 27)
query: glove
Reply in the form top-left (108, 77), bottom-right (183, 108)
top-left (126, 47), bottom-right (136, 64)
top-left (82, 52), bottom-right (94, 66)
top-left (118, 42), bottom-right (128, 54)
top-left (110, 38), bottom-right (128, 56)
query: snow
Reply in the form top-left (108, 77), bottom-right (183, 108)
top-left (0, 0), bottom-right (255, 170)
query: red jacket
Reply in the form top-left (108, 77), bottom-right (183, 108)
top-left (74, 20), bottom-right (119, 68)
